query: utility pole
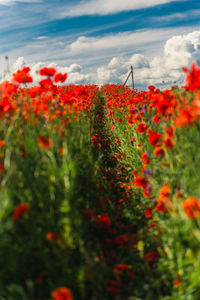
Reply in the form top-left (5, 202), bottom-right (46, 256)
top-left (123, 66), bottom-right (134, 89)
top-left (131, 66), bottom-right (134, 90)
top-left (2, 56), bottom-right (11, 81)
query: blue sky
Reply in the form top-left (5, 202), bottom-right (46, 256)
top-left (0, 0), bottom-right (200, 89)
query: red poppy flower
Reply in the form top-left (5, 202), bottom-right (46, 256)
top-left (160, 183), bottom-right (170, 198)
top-left (12, 203), bottom-right (30, 221)
top-left (148, 131), bottom-right (161, 146)
top-left (46, 232), bottom-right (60, 242)
top-left (39, 67), bottom-right (57, 77)
top-left (141, 152), bottom-right (151, 165)
top-left (38, 135), bottom-right (53, 149)
top-left (54, 73), bottom-right (67, 83)
top-left (133, 175), bottom-right (148, 189)
top-left (114, 233), bottom-right (129, 245)
top-left (175, 107), bottom-right (196, 127)
top-left (154, 203), bottom-right (166, 213)
top-left (113, 264), bottom-right (131, 275)
top-left (165, 126), bottom-right (174, 137)
top-left (148, 85), bottom-right (155, 91)
top-left (182, 197), bottom-right (200, 219)
top-left (145, 208), bottom-right (153, 219)
top-left (154, 146), bottom-right (165, 157)
top-left (184, 63), bottom-right (200, 91)
top-left (129, 137), bottom-right (135, 144)
top-left (145, 252), bottom-right (159, 262)
top-left (12, 67), bottom-right (33, 84)
top-left (97, 213), bottom-right (111, 227)
top-left (137, 123), bottom-right (147, 133)
top-left (174, 280), bottom-right (181, 287)
top-left (39, 78), bottom-right (54, 89)
top-left (152, 114), bottom-right (160, 124)
top-left (51, 287), bottom-right (74, 300)
top-left (0, 140), bottom-right (5, 147)
top-left (163, 138), bottom-right (174, 148)
top-left (91, 136), bottom-right (99, 146)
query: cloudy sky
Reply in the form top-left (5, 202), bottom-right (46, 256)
top-left (0, 0), bottom-right (200, 89)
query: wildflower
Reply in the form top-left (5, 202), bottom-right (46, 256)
top-left (91, 136), bottom-right (99, 146)
top-left (58, 147), bottom-right (64, 155)
top-left (157, 183), bottom-right (172, 209)
top-left (137, 123), bottom-right (147, 133)
top-left (152, 114), bottom-right (160, 124)
top-left (39, 67), bottom-right (57, 77)
top-left (174, 280), bottom-right (181, 287)
top-left (142, 168), bottom-right (154, 176)
top-left (107, 280), bottom-right (121, 296)
top-left (154, 203), bottom-right (167, 213)
top-left (145, 252), bottom-right (159, 262)
top-left (132, 169), bottom-right (137, 176)
top-left (148, 85), bottom-right (155, 91)
top-left (154, 146), bottom-right (165, 157)
top-left (38, 135), bottom-right (53, 149)
top-left (0, 140), bottom-right (5, 147)
top-left (12, 67), bottom-right (33, 84)
top-left (54, 73), bottom-right (67, 83)
top-left (46, 232), bottom-right (60, 242)
top-left (145, 208), bottom-right (153, 218)
top-left (133, 175), bottom-right (148, 189)
top-left (51, 287), bottom-right (74, 300)
top-left (156, 99), bottom-right (171, 114)
top-left (175, 107), bottom-right (196, 127)
top-left (129, 107), bottom-right (136, 113)
top-left (141, 152), bottom-right (151, 165)
top-left (165, 126), bottom-right (174, 138)
top-left (174, 274), bottom-right (181, 287)
top-left (183, 63), bottom-right (200, 91)
top-left (129, 137), bottom-right (135, 145)
top-left (39, 78), bottom-right (54, 89)
top-left (12, 203), bottom-right (30, 221)
top-left (97, 213), bottom-right (111, 227)
top-left (148, 131), bottom-right (161, 146)
top-left (159, 183), bottom-right (170, 198)
top-left (113, 264), bottom-right (135, 279)
top-left (114, 233), bottom-right (130, 245)
top-left (113, 264), bottom-right (131, 275)
top-left (144, 186), bottom-right (152, 197)
top-left (182, 197), bottom-right (200, 219)
top-left (163, 138), bottom-right (174, 148)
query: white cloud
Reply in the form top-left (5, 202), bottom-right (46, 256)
top-left (66, 28), bottom-right (197, 58)
top-left (150, 10), bottom-right (200, 23)
top-left (2, 57), bottom-right (95, 86)
top-left (164, 31), bottom-right (200, 68)
top-left (75, 30), bottom-right (200, 89)
top-left (129, 54), bottom-right (150, 68)
top-left (33, 36), bottom-right (46, 40)
top-left (0, 0), bottom-right (41, 5)
top-left (57, 0), bottom-right (183, 17)
top-left (2, 30), bottom-right (200, 90)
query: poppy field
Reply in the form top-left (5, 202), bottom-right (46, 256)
top-left (0, 64), bottom-right (200, 300)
